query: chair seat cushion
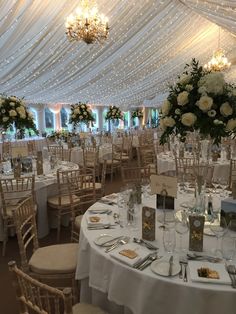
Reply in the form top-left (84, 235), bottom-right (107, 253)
top-left (29, 243), bottom-right (78, 275)
top-left (95, 182), bottom-right (101, 190)
top-left (73, 303), bottom-right (107, 314)
top-left (6, 203), bottom-right (37, 217)
top-left (47, 195), bottom-right (80, 207)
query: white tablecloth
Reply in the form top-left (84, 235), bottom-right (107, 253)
top-left (71, 144), bottom-right (112, 164)
top-left (76, 194), bottom-right (236, 314)
top-left (157, 153), bottom-right (230, 182)
top-left (0, 161), bottom-right (78, 240)
top-left (0, 137), bottom-right (47, 155)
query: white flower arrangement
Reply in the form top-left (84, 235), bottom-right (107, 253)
top-left (160, 59), bottom-right (236, 145)
top-left (131, 109), bottom-right (143, 119)
top-left (0, 94), bottom-right (38, 134)
top-left (105, 106), bottom-right (123, 120)
top-left (69, 102), bottom-right (95, 125)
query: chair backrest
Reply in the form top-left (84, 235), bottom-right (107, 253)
top-left (2, 141), bottom-right (12, 156)
top-left (27, 141), bottom-right (36, 156)
top-left (121, 166), bottom-right (150, 184)
top-left (0, 175), bottom-right (36, 219)
top-left (48, 145), bottom-right (64, 160)
top-left (8, 261), bottom-right (73, 314)
top-left (137, 145), bottom-right (156, 168)
top-left (12, 197), bottom-right (39, 272)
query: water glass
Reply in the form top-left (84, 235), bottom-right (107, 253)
top-left (210, 216), bottom-right (228, 256)
top-left (175, 211), bottom-right (189, 252)
top-left (163, 227), bottom-right (176, 253)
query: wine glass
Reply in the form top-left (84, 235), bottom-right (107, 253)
top-left (23, 157), bottom-right (32, 173)
top-left (211, 177), bottom-right (220, 194)
top-left (163, 227), bottom-right (176, 253)
top-left (175, 211), bottom-right (189, 252)
top-left (210, 215), bottom-right (228, 256)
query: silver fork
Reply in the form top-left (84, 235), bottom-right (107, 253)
top-left (105, 236), bottom-right (130, 253)
top-left (227, 265), bottom-right (236, 288)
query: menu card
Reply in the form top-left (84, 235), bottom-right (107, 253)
top-left (189, 215), bottom-right (205, 252)
top-left (142, 206), bottom-right (155, 241)
top-left (36, 151), bottom-right (43, 175)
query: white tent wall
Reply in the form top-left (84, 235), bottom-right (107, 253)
top-left (1, 0), bottom-right (236, 109)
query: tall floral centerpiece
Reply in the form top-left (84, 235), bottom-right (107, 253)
top-left (105, 106), bottom-right (123, 132)
top-left (69, 103), bottom-right (95, 129)
top-left (0, 95), bottom-right (38, 139)
top-left (132, 109), bottom-right (143, 127)
top-left (159, 59), bottom-right (236, 213)
top-left (160, 59), bottom-right (236, 145)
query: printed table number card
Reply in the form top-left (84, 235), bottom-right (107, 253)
top-left (142, 206), bottom-right (155, 241)
top-left (189, 215), bottom-right (205, 252)
top-left (36, 151), bottom-right (43, 175)
top-left (150, 175), bottom-right (177, 210)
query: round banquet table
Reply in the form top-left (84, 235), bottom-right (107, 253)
top-left (0, 160), bottom-right (78, 241)
top-left (76, 192), bottom-right (236, 314)
top-left (157, 152), bottom-right (230, 182)
top-left (0, 137), bottom-right (47, 155)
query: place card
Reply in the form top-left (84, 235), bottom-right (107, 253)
top-left (36, 151), bottom-right (43, 175)
top-left (142, 206), bottom-right (155, 241)
top-left (189, 215), bottom-right (205, 252)
top-left (150, 175), bottom-right (177, 198)
top-left (11, 146), bottom-right (28, 158)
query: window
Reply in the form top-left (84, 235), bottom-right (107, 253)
top-left (151, 109), bottom-right (159, 127)
top-left (45, 107), bottom-right (54, 133)
top-left (60, 108), bottom-right (68, 129)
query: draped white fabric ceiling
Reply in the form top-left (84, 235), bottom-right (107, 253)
top-left (1, 0), bottom-right (236, 108)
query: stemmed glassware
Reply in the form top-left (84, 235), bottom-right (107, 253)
top-left (163, 227), bottom-right (176, 253)
top-left (209, 215), bottom-right (228, 256)
top-left (222, 219), bottom-right (236, 262)
top-left (175, 211), bottom-right (189, 252)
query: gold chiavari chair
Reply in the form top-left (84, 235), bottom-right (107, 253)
top-left (136, 145), bottom-right (157, 174)
top-left (104, 144), bottom-right (122, 181)
top-left (121, 165), bottom-right (151, 185)
top-left (229, 159), bottom-right (236, 189)
top-left (8, 261), bottom-right (107, 314)
top-left (0, 175), bottom-right (36, 256)
top-left (2, 141), bottom-right (11, 158)
top-left (12, 197), bottom-right (79, 303)
top-left (27, 140), bottom-right (37, 156)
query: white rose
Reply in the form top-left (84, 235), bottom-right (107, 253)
top-left (20, 113), bottom-right (26, 119)
top-left (181, 112), bottom-right (197, 127)
top-left (208, 110), bottom-right (216, 117)
top-left (177, 91), bottom-right (189, 106)
top-left (81, 105), bottom-right (85, 109)
top-left (178, 74), bottom-right (191, 85)
top-left (72, 114), bottom-right (76, 118)
top-left (83, 112), bottom-right (87, 116)
top-left (9, 96), bottom-right (18, 102)
top-left (162, 100), bottom-right (171, 116)
top-left (163, 116), bottom-right (175, 127)
top-left (0, 99), bottom-right (4, 105)
top-left (185, 84), bottom-right (193, 92)
top-left (10, 102), bottom-right (15, 107)
top-left (74, 108), bottom-right (80, 114)
top-left (9, 109), bottom-right (17, 117)
top-left (2, 117), bottom-right (9, 122)
top-left (226, 119), bottom-right (236, 131)
top-left (198, 96), bottom-right (213, 112)
top-left (79, 115), bottom-right (83, 120)
top-left (16, 106), bottom-right (25, 113)
top-left (220, 102), bottom-right (233, 117)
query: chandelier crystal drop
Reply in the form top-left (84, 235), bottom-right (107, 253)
top-left (65, 0), bottom-right (109, 44)
top-left (204, 27), bottom-right (231, 72)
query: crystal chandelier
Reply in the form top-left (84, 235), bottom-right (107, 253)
top-left (204, 28), bottom-right (231, 72)
top-left (65, 0), bottom-right (109, 44)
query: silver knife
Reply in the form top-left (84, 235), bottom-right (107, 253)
top-left (168, 255), bottom-right (173, 276)
top-left (100, 236), bottom-right (124, 246)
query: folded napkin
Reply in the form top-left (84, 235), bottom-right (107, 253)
top-left (86, 214), bottom-right (110, 227)
top-left (110, 243), bottom-right (150, 267)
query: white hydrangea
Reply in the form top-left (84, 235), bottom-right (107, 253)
top-left (199, 72), bottom-right (225, 95)
top-left (177, 91), bottom-right (189, 106)
top-left (181, 112), bottom-right (197, 127)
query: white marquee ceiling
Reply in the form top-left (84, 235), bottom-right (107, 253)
top-left (1, 0), bottom-right (236, 108)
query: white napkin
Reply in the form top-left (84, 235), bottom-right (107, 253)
top-left (86, 214), bottom-right (110, 227)
top-left (88, 202), bottom-right (110, 213)
top-left (110, 243), bottom-right (150, 267)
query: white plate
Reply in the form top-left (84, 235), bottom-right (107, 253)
top-left (151, 259), bottom-right (181, 277)
top-left (189, 261), bottom-right (231, 285)
top-left (204, 226), bottom-right (215, 237)
top-left (88, 208), bottom-right (110, 214)
top-left (94, 234), bottom-right (115, 247)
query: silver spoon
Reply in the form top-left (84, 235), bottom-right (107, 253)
top-left (133, 237), bottom-right (158, 250)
